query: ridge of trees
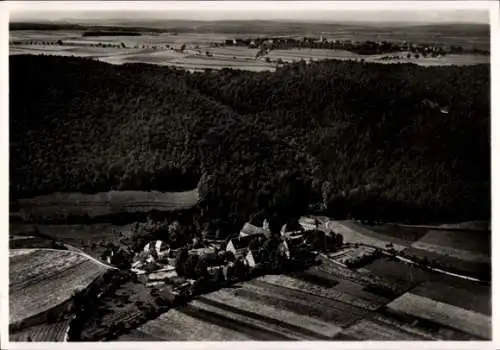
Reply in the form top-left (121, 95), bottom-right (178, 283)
top-left (10, 55), bottom-right (490, 233)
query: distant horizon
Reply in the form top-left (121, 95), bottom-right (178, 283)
top-left (8, 2), bottom-right (490, 25)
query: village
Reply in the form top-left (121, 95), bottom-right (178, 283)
top-left (104, 216), bottom-right (350, 304)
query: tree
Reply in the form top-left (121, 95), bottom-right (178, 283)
top-left (168, 221), bottom-right (182, 245)
top-left (233, 257), bottom-right (248, 280)
top-left (175, 248), bottom-right (189, 276)
top-left (194, 257), bottom-right (208, 279)
top-left (184, 253), bottom-right (200, 278)
top-left (248, 236), bottom-right (263, 250)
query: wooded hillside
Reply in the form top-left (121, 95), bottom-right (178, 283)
top-left (10, 55), bottom-right (490, 230)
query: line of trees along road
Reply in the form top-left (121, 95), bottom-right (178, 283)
top-left (10, 55), bottom-right (490, 235)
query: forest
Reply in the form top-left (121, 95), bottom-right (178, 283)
top-left (10, 55), bottom-right (490, 233)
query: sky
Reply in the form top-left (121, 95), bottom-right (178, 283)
top-left (8, 1), bottom-right (490, 24)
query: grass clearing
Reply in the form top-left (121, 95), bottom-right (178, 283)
top-left (387, 292), bottom-right (491, 339)
top-left (18, 189), bottom-right (199, 218)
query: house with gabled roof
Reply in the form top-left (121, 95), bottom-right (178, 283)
top-left (226, 233), bottom-right (266, 257)
top-left (143, 240), bottom-right (170, 260)
top-left (299, 217), bottom-right (319, 231)
top-left (245, 249), bottom-right (266, 268)
top-left (279, 234), bottom-right (306, 260)
top-left (239, 222), bottom-right (271, 238)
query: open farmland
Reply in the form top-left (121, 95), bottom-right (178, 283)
top-left (409, 229), bottom-right (490, 263)
top-left (410, 280), bottom-right (491, 316)
top-left (17, 189), bottom-right (199, 219)
top-left (387, 292), bottom-right (491, 339)
top-left (9, 248), bottom-right (111, 327)
top-left (118, 258), bottom-right (491, 341)
top-left (361, 257), bottom-right (433, 289)
top-left (401, 246), bottom-right (490, 280)
top-left (364, 225), bottom-right (429, 243)
top-left (341, 318), bottom-right (428, 340)
top-left (119, 270), bottom-right (389, 341)
top-left (10, 29), bottom-right (489, 70)
top-left (164, 55), bottom-right (276, 71)
top-left (10, 318), bottom-right (72, 342)
top-left (326, 220), bottom-right (409, 251)
top-left (9, 222), bottom-right (138, 260)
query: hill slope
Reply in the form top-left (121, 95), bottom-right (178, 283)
top-left (10, 55), bottom-right (490, 228)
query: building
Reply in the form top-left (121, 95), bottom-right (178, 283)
top-left (279, 234), bottom-right (306, 260)
top-left (299, 217), bottom-right (319, 231)
top-left (239, 222), bottom-right (271, 238)
top-left (226, 233), bottom-right (266, 257)
top-left (190, 247), bottom-right (216, 256)
top-left (263, 219), bottom-right (269, 231)
top-left (245, 249), bottom-right (265, 268)
top-left (143, 240), bottom-right (170, 260)
top-left (280, 223), bottom-right (303, 237)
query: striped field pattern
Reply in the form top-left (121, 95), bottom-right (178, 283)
top-left (10, 248), bottom-right (110, 326)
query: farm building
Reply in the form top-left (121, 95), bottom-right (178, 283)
top-left (148, 267), bottom-right (177, 282)
top-left (190, 247), bottom-right (216, 256)
top-left (280, 219), bottom-right (304, 237)
top-left (279, 234), bottom-right (307, 260)
top-left (245, 249), bottom-right (266, 268)
top-left (143, 240), bottom-right (170, 259)
top-left (239, 222), bottom-right (271, 238)
top-left (226, 234), bottom-right (267, 257)
top-left (299, 217), bottom-right (319, 231)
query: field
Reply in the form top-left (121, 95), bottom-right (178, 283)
top-left (362, 257), bottom-right (433, 289)
top-left (17, 189), bottom-right (199, 219)
top-left (77, 279), bottom-right (162, 341)
top-left (10, 222), bottom-right (137, 260)
top-left (327, 221), bottom-right (491, 280)
top-left (365, 225), bottom-right (430, 243)
top-left (10, 29), bottom-right (489, 71)
top-left (402, 246), bottom-right (490, 279)
top-left (411, 280), bottom-right (491, 316)
top-left (327, 220), bottom-right (410, 251)
top-left (10, 318), bottom-right (72, 342)
top-left (118, 258), bottom-right (490, 341)
top-left (387, 292), bottom-right (491, 339)
top-left (409, 229), bottom-right (490, 264)
top-left (9, 248), bottom-right (111, 326)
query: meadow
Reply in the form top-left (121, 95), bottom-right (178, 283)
top-left (17, 190), bottom-right (199, 220)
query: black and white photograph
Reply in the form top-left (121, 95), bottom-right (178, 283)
top-left (2, 0), bottom-right (497, 346)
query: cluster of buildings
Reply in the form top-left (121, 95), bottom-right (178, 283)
top-left (123, 216), bottom-right (324, 298)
